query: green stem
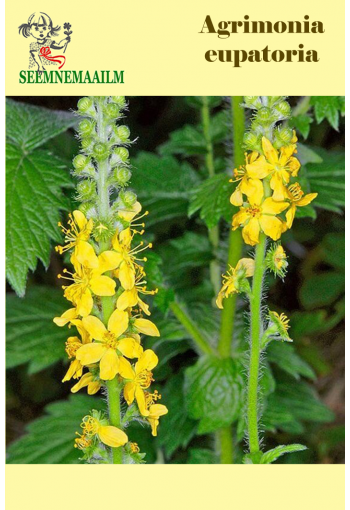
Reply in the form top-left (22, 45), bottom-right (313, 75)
top-left (247, 234), bottom-right (266, 455)
top-left (218, 427), bottom-right (233, 464)
top-left (96, 98), bottom-right (123, 464)
top-left (170, 301), bottom-right (215, 356)
top-left (201, 96), bottom-right (221, 295)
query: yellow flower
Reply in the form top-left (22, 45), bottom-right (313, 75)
top-left (230, 152), bottom-right (265, 206)
top-left (118, 201), bottom-right (142, 222)
top-left (119, 350), bottom-right (159, 416)
top-left (74, 432), bottom-right (92, 450)
top-left (53, 307), bottom-right (78, 327)
top-left (62, 336), bottom-right (86, 382)
top-left (71, 372), bottom-right (101, 395)
top-left (268, 311), bottom-right (292, 342)
top-left (56, 211), bottom-right (98, 268)
top-left (143, 392), bottom-right (168, 436)
top-left (246, 137), bottom-right (300, 201)
top-left (129, 442), bottom-right (140, 453)
top-left (58, 254), bottom-right (118, 317)
top-left (232, 196), bottom-right (289, 246)
top-left (285, 183), bottom-right (318, 228)
top-left (133, 317), bottom-right (160, 337)
top-left (117, 266), bottom-right (157, 316)
top-left (80, 414), bottom-right (128, 448)
top-left (76, 309), bottom-right (143, 380)
top-left (273, 245), bottom-right (287, 271)
top-left (216, 258), bottom-right (255, 309)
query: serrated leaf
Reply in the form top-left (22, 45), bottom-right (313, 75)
top-left (310, 96), bottom-right (344, 130)
top-left (260, 444), bottom-right (307, 464)
top-left (130, 152), bottom-right (200, 226)
top-left (267, 342), bottom-right (316, 380)
top-left (297, 143), bottom-right (323, 165)
top-left (6, 286), bottom-right (69, 373)
top-left (290, 114), bottom-right (312, 139)
top-left (157, 373), bottom-right (197, 457)
top-left (299, 272), bottom-right (344, 309)
top-left (305, 149), bottom-right (345, 213)
top-left (6, 100), bottom-right (75, 296)
top-left (184, 356), bottom-right (243, 434)
top-left (7, 395), bottom-right (104, 464)
top-left (188, 173), bottom-right (235, 228)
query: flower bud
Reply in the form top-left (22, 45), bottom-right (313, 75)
top-left (256, 107), bottom-right (272, 124)
top-left (267, 96), bottom-right (284, 107)
top-left (92, 142), bottom-right (109, 161)
top-left (79, 202), bottom-right (96, 217)
top-left (77, 97), bottom-right (96, 117)
top-left (266, 243), bottom-right (288, 278)
top-left (104, 103), bottom-right (120, 120)
top-left (243, 131), bottom-right (259, 150)
top-left (73, 154), bottom-right (89, 171)
top-left (274, 126), bottom-right (294, 148)
top-left (117, 125), bottom-right (131, 143)
top-left (113, 167), bottom-right (132, 186)
top-left (273, 101), bottom-right (291, 119)
top-left (78, 119), bottom-right (95, 137)
top-left (119, 190), bottom-right (137, 207)
top-left (81, 137), bottom-right (94, 152)
top-left (77, 180), bottom-right (96, 201)
top-left (110, 147), bottom-right (130, 166)
top-left (112, 96), bottom-right (126, 108)
top-left (244, 96), bottom-right (262, 109)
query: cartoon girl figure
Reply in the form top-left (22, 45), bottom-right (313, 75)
top-left (18, 12), bottom-right (71, 72)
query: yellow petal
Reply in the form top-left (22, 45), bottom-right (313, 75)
top-left (230, 187), bottom-right (243, 206)
top-left (53, 308), bottom-right (77, 327)
top-left (118, 357), bottom-right (135, 380)
top-left (73, 210), bottom-right (87, 230)
top-left (117, 288), bottom-right (138, 310)
top-left (288, 157), bottom-right (301, 176)
top-left (75, 241), bottom-right (99, 269)
top-left (262, 137), bottom-right (279, 164)
top-left (87, 381), bottom-right (101, 395)
top-left (76, 343), bottom-right (106, 365)
top-left (100, 348), bottom-right (120, 380)
top-left (117, 337), bottom-right (141, 358)
top-left (108, 309), bottom-right (129, 337)
top-left (270, 174), bottom-right (288, 202)
top-left (90, 275), bottom-right (116, 296)
top-left (134, 318), bottom-right (160, 337)
top-left (123, 382), bottom-right (136, 405)
top-left (241, 178), bottom-right (264, 204)
top-left (149, 403), bottom-right (168, 419)
top-left (82, 316), bottom-right (107, 340)
top-left (232, 209), bottom-right (249, 229)
top-left (259, 216), bottom-right (284, 241)
top-left (71, 372), bottom-right (94, 393)
top-left (98, 425), bottom-right (128, 448)
top-left (76, 289), bottom-right (93, 317)
top-left (236, 258), bottom-right (255, 278)
top-left (261, 197), bottom-right (289, 215)
top-left (216, 291), bottom-right (224, 309)
top-left (138, 297), bottom-right (151, 316)
top-left (135, 349), bottom-right (158, 374)
top-left (246, 155), bottom-right (272, 179)
top-left (135, 386), bottom-right (149, 416)
top-left (118, 201), bottom-right (142, 221)
top-left (285, 205), bottom-right (296, 229)
top-left (62, 359), bottom-right (82, 382)
top-left (119, 262), bottom-right (135, 290)
top-left (297, 193), bottom-right (318, 207)
top-left (119, 228), bottom-right (132, 246)
top-left (242, 218), bottom-right (260, 246)
top-left (98, 251), bottom-right (123, 273)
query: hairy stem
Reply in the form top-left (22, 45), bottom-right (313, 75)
top-left (247, 234), bottom-right (266, 455)
top-left (96, 98), bottom-right (122, 464)
top-left (201, 96), bottom-right (221, 295)
top-left (170, 301), bottom-right (215, 356)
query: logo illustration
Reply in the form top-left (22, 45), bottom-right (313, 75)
top-left (18, 12), bottom-right (72, 71)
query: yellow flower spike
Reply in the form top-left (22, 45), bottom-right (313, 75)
top-left (285, 183), bottom-right (318, 228)
top-left (71, 372), bottom-right (101, 394)
top-left (58, 255), bottom-right (117, 317)
top-left (133, 318), bottom-right (160, 337)
top-left (76, 309), bottom-right (142, 380)
top-left (119, 350), bottom-right (159, 416)
top-left (53, 307), bottom-right (78, 327)
top-left (56, 210), bottom-right (99, 269)
top-left (232, 196), bottom-right (289, 246)
top-left (216, 258), bottom-right (255, 309)
top-left (147, 404), bottom-right (168, 436)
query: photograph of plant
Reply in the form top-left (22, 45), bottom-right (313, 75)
top-left (6, 95), bottom-right (345, 464)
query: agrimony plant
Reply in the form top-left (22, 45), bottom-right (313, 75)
top-left (53, 96), bottom-right (167, 464)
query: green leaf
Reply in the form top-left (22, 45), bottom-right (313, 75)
top-left (310, 96), bottom-right (344, 130)
top-left (184, 356), bottom-right (243, 434)
top-left (131, 152), bottom-right (200, 226)
top-left (188, 173), bottom-right (235, 228)
top-left (6, 286), bottom-right (69, 373)
top-left (297, 143), bottom-right (323, 165)
top-left (299, 272), bottom-right (344, 309)
top-left (260, 444), bottom-right (307, 464)
top-left (157, 373), bottom-right (197, 457)
top-left (305, 149), bottom-right (345, 213)
top-left (267, 342), bottom-right (316, 380)
top-left (187, 448), bottom-right (216, 464)
top-left (290, 310), bottom-right (328, 339)
top-left (185, 96), bottom-right (222, 109)
top-left (290, 114), bottom-right (312, 139)
top-left (7, 395), bottom-right (104, 464)
top-left (6, 100), bottom-right (76, 296)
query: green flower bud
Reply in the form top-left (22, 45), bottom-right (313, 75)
top-left (256, 107), bottom-right (272, 123)
top-left (111, 147), bottom-right (129, 166)
top-left (73, 154), bottom-right (89, 171)
top-left (77, 97), bottom-right (95, 116)
top-left (274, 126), bottom-right (293, 148)
top-left (77, 180), bottom-right (97, 201)
top-left (113, 167), bottom-right (132, 186)
top-left (273, 101), bottom-right (291, 119)
top-left (92, 217), bottom-right (115, 243)
top-left (79, 202), bottom-right (96, 217)
top-left (104, 103), bottom-right (120, 120)
top-left (117, 125), bottom-right (131, 143)
top-left (78, 119), bottom-right (95, 137)
top-left (81, 137), bottom-right (94, 152)
top-left (244, 96), bottom-right (262, 109)
top-left (267, 96), bottom-right (284, 107)
top-left (119, 190), bottom-right (137, 207)
top-left (112, 96), bottom-right (126, 108)
top-left (92, 142), bottom-right (109, 161)
top-left (243, 131), bottom-right (259, 150)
